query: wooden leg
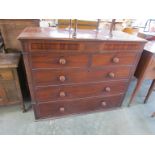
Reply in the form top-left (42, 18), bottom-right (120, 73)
top-left (144, 79), bottom-right (155, 104)
top-left (128, 78), bottom-right (144, 106)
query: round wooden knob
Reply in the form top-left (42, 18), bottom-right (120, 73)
top-left (0, 98), bottom-right (2, 101)
top-left (59, 107), bottom-right (65, 112)
top-left (59, 75), bottom-right (66, 82)
top-left (105, 87), bottom-right (111, 92)
top-left (112, 57), bottom-right (119, 63)
top-left (101, 101), bottom-right (107, 106)
top-left (59, 58), bottom-right (66, 65)
top-left (59, 91), bottom-right (66, 97)
top-left (108, 72), bottom-right (115, 78)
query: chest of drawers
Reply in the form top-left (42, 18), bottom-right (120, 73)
top-left (18, 27), bottom-right (146, 120)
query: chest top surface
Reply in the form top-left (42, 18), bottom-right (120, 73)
top-left (18, 27), bottom-right (147, 42)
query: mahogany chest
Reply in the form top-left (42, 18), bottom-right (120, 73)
top-left (18, 27), bottom-right (146, 120)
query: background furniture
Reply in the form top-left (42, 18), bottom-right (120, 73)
top-left (57, 19), bottom-right (98, 29)
top-left (0, 19), bottom-right (39, 51)
top-left (0, 53), bottom-right (25, 111)
top-left (0, 31), bottom-right (5, 53)
top-left (129, 41), bottom-right (155, 104)
top-left (18, 27), bottom-right (146, 120)
top-left (0, 19), bottom-right (40, 104)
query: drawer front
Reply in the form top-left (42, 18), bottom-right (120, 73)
top-left (92, 52), bottom-right (137, 67)
top-left (33, 94), bottom-right (123, 119)
top-left (30, 53), bottom-right (88, 69)
top-left (0, 84), bottom-right (8, 105)
top-left (35, 80), bottom-right (127, 102)
top-left (28, 41), bottom-right (143, 52)
top-left (0, 70), bottom-right (14, 81)
top-left (33, 67), bottom-right (132, 86)
top-left (29, 41), bottom-right (82, 52)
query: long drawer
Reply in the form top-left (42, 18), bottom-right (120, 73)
top-left (32, 66), bottom-right (132, 86)
top-left (35, 80), bottom-right (127, 102)
top-left (30, 53), bottom-right (88, 69)
top-left (33, 94), bottom-right (123, 119)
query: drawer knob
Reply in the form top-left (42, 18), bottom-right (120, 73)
top-left (101, 101), bottom-right (107, 106)
top-left (105, 87), bottom-right (111, 92)
top-left (59, 58), bottom-right (66, 65)
top-left (0, 97), bottom-right (2, 101)
top-left (59, 75), bottom-right (66, 82)
top-left (59, 107), bottom-right (65, 112)
top-left (108, 72), bottom-right (115, 78)
top-left (59, 91), bottom-right (66, 97)
top-left (112, 57), bottom-right (119, 63)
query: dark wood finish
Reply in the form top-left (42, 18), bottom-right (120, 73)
top-left (92, 52), bottom-right (138, 67)
top-left (18, 27), bottom-right (146, 120)
top-left (30, 53), bottom-right (88, 69)
top-left (32, 66), bottom-right (132, 86)
top-left (0, 53), bottom-right (25, 111)
top-left (35, 80), bottom-right (127, 103)
top-left (33, 94), bottom-right (123, 119)
top-left (129, 41), bottom-right (155, 105)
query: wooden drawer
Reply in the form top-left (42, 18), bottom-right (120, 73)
top-left (33, 94), bottom-right (123, 119)
top-left (35, 80), bottom-right (127, 102)
top-left (33, 67), bottom-right (132, 86)
top-left (0, 84), bottom-right (8, 105)
top-left (92, 52), bottom-right (137, 67)
top-left (0, 69), bottom-right (14, 81)
top-left (28, 40), bottom-right (143, 52)
top-left (29, 41), bottom-right (82, 52)
top-left (30, 53), bottom-right (88, 69)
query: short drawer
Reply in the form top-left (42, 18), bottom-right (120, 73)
top-left (33, 94), bottom-right (123, 119)
top-left (30, 53), bottom-right (88, 69)
top-left (92, 52), bottom-right (137, 67)
top-left (35, 80), bottom-right (127, 102)
top-left (0, 70), bottom-right (14, 81)
top-left (32, 67), bottom-right (132, 86)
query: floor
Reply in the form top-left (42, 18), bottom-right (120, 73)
top-left (0, 79), bottom-right (155, 135)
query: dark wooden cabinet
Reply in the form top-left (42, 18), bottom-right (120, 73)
top-left (18, 27), bottom-right (146, 120)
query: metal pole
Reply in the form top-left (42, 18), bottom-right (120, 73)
top-left (73, 19), bottom-right (78, 38)
top-left (109, 19), bottom-right (116, 37)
